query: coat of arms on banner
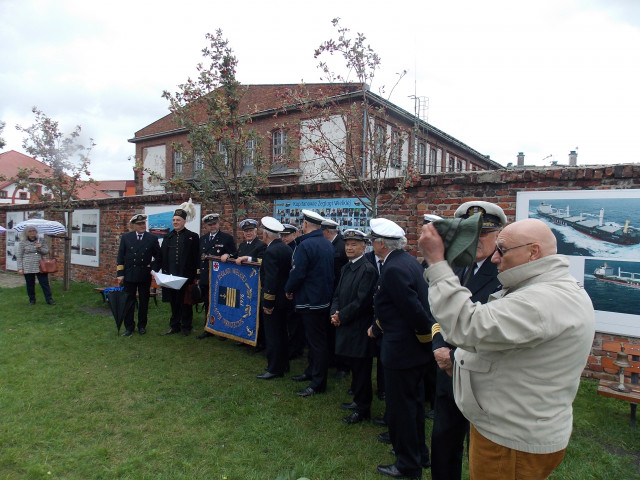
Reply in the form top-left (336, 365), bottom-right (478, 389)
top-left (205, 261), bottom-right (260, 345)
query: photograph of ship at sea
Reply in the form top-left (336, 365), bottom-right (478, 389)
top-left (584, 259), bottom-right (640, 315)
top-left (528, 197), bottom-right (640, 260)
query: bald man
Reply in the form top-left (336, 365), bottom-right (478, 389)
top-left (419, 218), bottom-right (595, 480)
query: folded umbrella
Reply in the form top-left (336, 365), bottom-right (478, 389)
top-left (105, 287), bottom-right (133, 334)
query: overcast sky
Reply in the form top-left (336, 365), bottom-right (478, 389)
top-left (1, 0), bottom-right (639, 180)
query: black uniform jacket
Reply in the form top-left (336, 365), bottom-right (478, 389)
top-left (330, 256), bottom-right (378, 358)
top-left (157, 228), bottom-right (199, 284)
top-left (236, 239), bottom-right (266, 261)
top-left (331, 233), bottom-right (348, 290)
top-left (200, 230), bottom-right (236, 283)
top-left (260, 238), bottom-right (293, 311)
top-left (116, 231), bottom-right (161, 283)
top-left (431, 260), bottom-right (501, 396)
top-left (373, 249), bottom-right (435, 369)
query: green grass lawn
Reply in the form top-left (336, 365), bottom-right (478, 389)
top-left (0, 279), bottom-right (638, 479)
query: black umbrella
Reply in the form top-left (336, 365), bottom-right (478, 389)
top-left (105, 288), bottom-right (133, 334)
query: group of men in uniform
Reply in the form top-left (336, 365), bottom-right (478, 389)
top-left (116, 198), bottom-right (595, 480)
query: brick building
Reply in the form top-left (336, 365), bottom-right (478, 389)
top-left (129, 83), bottom-right (503, 195)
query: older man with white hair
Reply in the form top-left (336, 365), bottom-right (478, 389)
top-left (419, 218), bottom-right (595, 480)
top-left (368, 218), bottom-right (434, 480)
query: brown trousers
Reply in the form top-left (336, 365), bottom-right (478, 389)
top-left (469, 424), bottom-right (566, 480)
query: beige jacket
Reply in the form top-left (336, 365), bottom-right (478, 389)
top-left (424, 255), bottom-right (595, 454)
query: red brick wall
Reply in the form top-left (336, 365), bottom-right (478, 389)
top-left (2, 164), bottom-right (640, 380)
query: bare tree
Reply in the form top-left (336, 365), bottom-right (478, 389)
top-left (160, 30), bottom-right (272, 241)
top-left (285, 18), bottom-right (419, 216)
top-left (15, 107), bottom-right (95, 291)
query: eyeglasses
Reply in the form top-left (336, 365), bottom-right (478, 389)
top-left (494, 242), bottom-right (534, 257)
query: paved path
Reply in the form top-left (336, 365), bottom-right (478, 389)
top-left (0, 271), bottom-right (25, 288)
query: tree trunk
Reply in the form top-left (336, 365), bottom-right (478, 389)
top-left (63, 210), bottom-right (72, 291)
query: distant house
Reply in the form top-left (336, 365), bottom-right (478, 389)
top-left (129, 83), bottom-right (503, 195)
top-left (0, 150), bottom-right (134, 204)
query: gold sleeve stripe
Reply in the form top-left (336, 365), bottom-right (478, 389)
top-left (117, 265), bottom-right (124, 271)
top-left (416, 333), bottom-right (433, 343)
top-left (375, 319), bottom-right (383, 332)
top-left (431, 323), bottom-right (441, 336)
top-left (263, 293), bottom-right (276, 301)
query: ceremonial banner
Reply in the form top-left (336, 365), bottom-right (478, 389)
top-left (205, 260), bottom-right (261, 345)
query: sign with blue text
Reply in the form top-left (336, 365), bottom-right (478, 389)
top-left (273, 197), bottom-right (373, 233)
top-left (205, 260), bottom-right (261, 345)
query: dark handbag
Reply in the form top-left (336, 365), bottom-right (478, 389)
top-left (39, 258), bottom-right (58, 274)
top-left (183, 283), bottom-right (203, 305)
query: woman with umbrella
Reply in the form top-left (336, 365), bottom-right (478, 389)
top-left (16, 226), bottom-right (56, 306)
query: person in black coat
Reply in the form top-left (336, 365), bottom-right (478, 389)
top-left (281, 224), bottom-right (305, 360)
top-left (429, 201), bottom-right (506, 480)
top-left (158, 203), bottom-right (199, 336)
top-left (322, 218), bottom-right (350, 378)
top-left (223, 219), bottom-right (266, 264)
top-left (330, 229), bottom-right (378, 424)
top-left (256, 217), bottom-right (293, 379)
top-left (116, 214), bottom-right (161, 336)
top-left (196, 213), bottom-right (237, 340)
top-left (368, 218), bottom-right (434, 480)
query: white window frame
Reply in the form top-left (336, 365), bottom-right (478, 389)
top-left (244, 139), bottom-right (255, 167)
top-left (272, 130), bottom-right (287, 160)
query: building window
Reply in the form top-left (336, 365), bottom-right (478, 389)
top-left (456, 160), bottom-right (463, 171)
top-left (272, 129), bottom-right (287, 160)
top-left (19, 192), bottom-right (27, 200)
top-left (374, 124), bottom-right (386, 159)
top-left (244, 139), bottom-right (255, 167)
top-left (193, 154), bottom-right (204, 172)
top-left (390, 131), bottom-right (402, 168)
top-left (218, 141), bottom-right (228, 164)
top-left (448, 154), bottom-right (456, 172)
top-left (418, 143), bottom-right (427, 173)
top-left (0, 191), bottom-right (6, 199)
top-left (429, 148), bottom-right (437, 173)
top-left (173, 151), bottom-right (183, 174)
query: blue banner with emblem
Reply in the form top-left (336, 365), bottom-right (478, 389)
top-left (205, 260), bottom-right (261, 345)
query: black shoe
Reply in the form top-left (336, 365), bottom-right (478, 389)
top-left (296, 386), bottom-right (318, 397)
top-left (387, 450), bottom-right (429, 469)
top-left (376, 464), bottom-right (421, 479)
top-left (138, 328), bottom-right (146, 335)
top-left (161, 329), bottom-right (180, 336)
top-left (373, 415), bottom-right (387, 427)
top-left (341, 401), bottom-right (357, 410)
top-left (46, 299), bottom-right (56, 305)
top-left (196, 331), bottom-right (212, 339)
top-left (292, 373), bottom-right (311, 382)
top-left (342, 411), bottom-right (370, 424)
top-left (334, 370), bottom-right (348, 379)
top-left (121, 330), bottom-right (133, 337)
top-left (377, 431), bottom-right (391, 444)
top-left (256, 372), bottom-right (283, 380)
top-left (29, 300), bottom-right (35, 306)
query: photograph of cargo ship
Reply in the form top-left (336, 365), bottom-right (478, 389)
top-left (584, 259), bottom-right (640, 315)
top-left (81, 236), bottom-right (97, 256)
top-left (81, 213), bottom-right (98, 233)
top-left (529, 198), bottom-right (640, 260)
top-left (144, 204), bottom-right (201, 246)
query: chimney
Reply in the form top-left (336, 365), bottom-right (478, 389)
top-left (517, 152), bottom-right (525, 166)
top-left (569, 150), bottom-right (577, 166)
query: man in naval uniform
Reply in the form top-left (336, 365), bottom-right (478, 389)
top-left (116, 214), bottom-right (161, 336)
top-left (281, 223), bottom-right (305, 360)
top-left (256, 216), bottom-right (293, 379)
top-left (369, 218), bottom-right (434, 480)
top-left (222, 219), bottom-right (266, 265)
top-left (158, 206), bottom-right (199, 336)
top-left (285, 209), bottom-right (334, 397)
top-left (429, 201), bottom-right (506, 480)
top-left (196, 213), bottom-right (237, 340)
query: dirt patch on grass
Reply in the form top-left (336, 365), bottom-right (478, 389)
top-left (82, 306), bottom-right (111, 316)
